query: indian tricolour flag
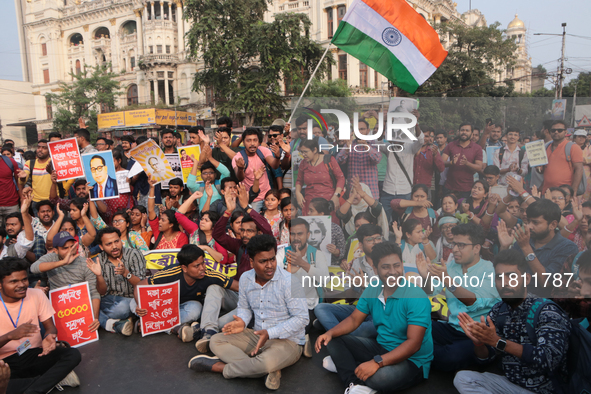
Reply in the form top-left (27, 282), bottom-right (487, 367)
top-left (331, 0), bottom-right (448, 94)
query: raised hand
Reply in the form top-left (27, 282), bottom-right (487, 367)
top-left (253, 166), bottom-right (265, 181)
top-left (235, 156), bottom-right (245, 169)
top-left (80, 202), bottom-right (89, 217)
top-left (86, 258), bottom-right (101, 276)
top-left (544, 188), bottom-right (552, 200)
top-left (326, 244), bottom-right (340, 256)
top-left (507, 175), bottom-right (524, 194)
top-left (63, 243), bottom-right (80, 266)
top-left (190, 190), bottom-right (204, 201)
top-left (20, 193), bottom-right (32, 215)
top-left (225, 191), bottom-right (237, 213)
top-left (147, 174), bottom-right (158, 187)
top-left (391, 222), bottom-right (403, 242)
top-left (422, 226), bottom-right (432, 243)
top-left (198, 130), bottom-right (210, 145)
top-left (531, 184), bottom-right (541, 198)
top-left (222, 315), bottom-right (245, 335)
top-left (488, 193), bottom-right (500, 207)
top-left (56, 205), bottom-right (64, 218)
top-left (270, 144), bottom-right (280, 158)
top-left (415, 252), bottom-right (429, 279)
top-left (204, 182), bottom-right (214, 198)
top-left (497, 219), bottom-right (514, 248)
top-left (237, 183), bottom-right (249, 209)
top-left (572, 196), bottom-right (583, 221)
top-left (513, 223), bottom-right (531, 250)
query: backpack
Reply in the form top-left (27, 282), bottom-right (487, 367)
top-left (24, 158), bottom-right (36, 189)
top-left (400, 206), bottom-right (437, 228)
top-left (1, 155), bottom-right (17, 187)
top-left (496, 298), bottom-right (591, 394)
top-left (240, 148), bottom-right (278, 189)
top-left (322, 154), bottom-right (337, 189)
top-left (544, 141), bottom-right (587, 196)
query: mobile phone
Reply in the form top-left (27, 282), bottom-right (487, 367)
top-left (485, 118), bottom-right (493, 126)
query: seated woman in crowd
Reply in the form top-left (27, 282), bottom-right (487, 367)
top-left (308, 197), bottom-right (346, 266)
top-left (459, 180), bottom-right (490, 226)
top-left (89, 202), bottom-right (149, 251)
top-left (295, 138), bottom-right (344, 219)
top-left (279, 197), bottom-right (292, 245)
top-left (228, 210), bottom-right (245, 240)
top-left (547, 187), bottom-right (580, 240)
top-left (437, 193), bottom-right (459, 218)
top-left (148, 175), bottom-right (188, 249)
top-left (263, 189), bottom-right (283, 244)
top-left (391, 184), bottom-right (439, 241)
top-left (337, 175), bottom-right (388, 241)
top-left (174, 191), bottom-right (228, 263)
top-left (128, 205), bottom-right (152, 246)
top-left (435, 215), bottom-right (458, 263)
top-left (392, 218), bottom-right (436, 275)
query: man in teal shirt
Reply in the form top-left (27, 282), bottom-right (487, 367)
top-left (315, 242), bottom-right (432, 394)
top-left (416, 223), bottom-right (500, 372)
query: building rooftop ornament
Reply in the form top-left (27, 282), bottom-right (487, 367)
top-left (508, 14), bottom-right (524, 29)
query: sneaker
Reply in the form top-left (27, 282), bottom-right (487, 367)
top-left (322, 356), bottom-right (337, 373)
top-left (265, 370), bottom-right (281, 390)
top-left (113, 318), bottom-right (133, 336)
top-left (313, 319), bottom-right (325, 331)
top-left (181, 322), bottom-right (201, 343)
top-left (195, 329), bottom-right (217, 353)
top-left (344, 383), bottom-right (377, 394)
top-left (303, 334), bottom-right (313, 358)
top-left (187, 355), bottom-right (220, 372)
top-left (54, 371), bottom-right (80, 391)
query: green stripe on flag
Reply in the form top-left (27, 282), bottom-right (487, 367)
top-left (332, 22), bottom-right (420, 94)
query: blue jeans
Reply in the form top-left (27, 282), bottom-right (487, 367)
top-left (98, 295), bottom-right (133, 328)
top-left (130, 299), bottom-right (203, 325)
top-left (314, 304), bottom-right (377, 338)
top-left (380, 191), bottom-right (411, 223)
top-left (432, 320), bottom-right (494, 372)
top-left (327, 335), bottom-right (424, 391)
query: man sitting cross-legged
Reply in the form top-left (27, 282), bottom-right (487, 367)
top-left (188, 234), bottom-right (308, 391)
top-left (315, 242), bottom-right (433, 394)
top-left (133, 244), bottom-right (238, 342)
top-left (86, 227), bottom-right (147, 336)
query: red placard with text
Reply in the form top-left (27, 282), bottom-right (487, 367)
top-left (48, 137), bottom-right (85, 181)
top-left (49, 282), bottom-right (99, 348)
top-left (137, 281), bottom-right (180, 337)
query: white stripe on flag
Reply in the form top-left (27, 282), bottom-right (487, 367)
top-left (342, 0), bottom-right (437, 85)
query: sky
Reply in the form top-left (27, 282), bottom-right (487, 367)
top-left (1, 0), bottom-right (590, 87)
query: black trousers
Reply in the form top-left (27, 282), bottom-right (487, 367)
top-left (4, 346), bottom-right (81, 394)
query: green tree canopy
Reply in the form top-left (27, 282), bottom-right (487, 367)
top-left (563, 72), bottom-right (591, 97)
top-left (45, 64), bottom-right (120, 137)
top-left (416, 21), bottom-right (518, 97)
top-left (184, 0), bottom-right (333, 126)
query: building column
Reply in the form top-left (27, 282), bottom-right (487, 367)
top-left (164, 75), bottom-right (170, 105)
top-left (154, 78), bottom-right (159, 103)
top-left (175, 0), bottom-right (184, 53)
top-left (160, 1), bottom-right (164, 19)
top-left (150, 2), bottom-right (155, 20)
top-left (331, 5), bottom-right (337, 37)
top-left (134, 9), bottom-right (144, 56)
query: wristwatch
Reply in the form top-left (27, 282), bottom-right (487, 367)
top-left (373, 355), bottom-right (384, 368)
top-left (495, 338), bottom-right (507, 351)
top-left (526, 253), bottom-right (536, 262)
top-left (448, 285), bottom-right (457, 293)
top-left (126, 272), bottom-right (133, 280)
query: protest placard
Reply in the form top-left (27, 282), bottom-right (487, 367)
top-left (137, 281), bottom-right (180, 336)
top-left (129, 139), bottom-right (176, 184)
top-left (116, 170), bottom-right (131, 193)
top-left (49, 282), bottom-right (99, 348)
top-left (48, 138), bottom-right (85, 182)
top-left (178, 145), bottom-right (201, 184)
top-left (525, 140), bottom-right (549, 167)
top-left (143, 249), bottom-right (237, 277)
top-left (162, 154), bottom-right (182, 189)
top-left (81, 151), bottom-right (119, 200)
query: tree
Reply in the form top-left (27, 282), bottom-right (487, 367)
top-left (308, 79), bottom-right (352, 97)
top-left (184, 0), bottom-right (333, 126)
top-left (45, 64), bottom-right (120, 136)
top-left (416, 21), bottom-right (518, 97)
top-left (563, 72), bottom-right (591, 97)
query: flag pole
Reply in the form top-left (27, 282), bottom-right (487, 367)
top-left (287, 43), bottom-right (331, 124)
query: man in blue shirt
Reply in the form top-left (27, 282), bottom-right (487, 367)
top-left (188, 234), bottom-right (308, 391)
top-left (416, 223), bottom-right (500, 372)
top-left (316, 242), bottom-right (433, 394)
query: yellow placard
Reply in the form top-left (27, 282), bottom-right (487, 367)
top-left (143, 249), bottom-right (236, 277)
top-left (98, 112), bottom-right (125, 129)
top-left (125, 109), bottom-right (157, 127)
top-left (347, 239), bottom-right (364, 263)
top-left (178, 145), bottom-right (202, 183)
top-left (129, 139), bottom-right (176, 184)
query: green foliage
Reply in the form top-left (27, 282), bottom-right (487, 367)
top-left (308, 79), bottom-right (352, 97)
top-left (45, 64), bottom-right (120, 137)
top-left (184, 0), bottom-right (334, 125)
top-left (563, 72), bottom-right (591, 97)
top-left (416, 21), bottom-right (518, 97)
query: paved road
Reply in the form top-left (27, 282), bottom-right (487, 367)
top-left (57, 328), bottom-right (472, 394)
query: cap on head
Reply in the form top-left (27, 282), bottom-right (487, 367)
top-left (53, 231), bottom-right (76, 248)
top-left (271, 119), bottom-right (286, 127)
top-left (574, 129), bottom-right (587, 137)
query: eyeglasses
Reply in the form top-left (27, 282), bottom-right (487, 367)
top-left (112, 219), bottom-right (126, 225)
top-left (90, 165), bottom-right (105, 173)
top-left (201, 171), bottom-right (215, 176)
top-left (451, 242), bottom-right (475, 250)
top-left (268, 134), bottom-right (281, 138)
top-left (550, 128), bottom-right (566, 133)
top-left (242, 228), bottom-right (257, 234)
top-left (364, 236), bottom-right (383, 244)
top-left (441, 224), bottom-right (456, 231)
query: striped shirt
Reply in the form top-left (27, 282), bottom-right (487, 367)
top-left (237, 266), bottom-right (309, 345)
top-left (30, 253), bottom-right (100, 300)
top-left (98, 248), bottom-right (147, 298)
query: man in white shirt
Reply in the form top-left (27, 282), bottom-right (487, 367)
top-left (493, 127), bottom-right (528, 185)
top-left (1, 196), bottom-right (34, 260)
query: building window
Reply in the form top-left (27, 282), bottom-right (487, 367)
top-left (166, 45), bottom-right (170, 54)
top-left (337, 5), bottom-right (346, 26)
top-left (338, 54), bottom-right (347, 81)
top-left (43, 69), bottom-right (50, 84)
top-left (131, 57), bottom-right (136, 69)
top-left (127, 84), bottom-right (138, 105)
top-left (41, 43), bottom-right (47, 56)
top-left (327, 8), bottom-right (333, 39)
top-left (75, 60), bottom-right (81, 75)
top-left (46, 98), bottom-right (52, 120)
top-left (359, 62), bottom-right (367, 88)
top-left (149, 46), bottom-right (153, 54)
top-left (168, 71), bottom-right (174, 79)
top-left (157, 45), bottom-right (163, 54)
top-left (100, 103), bottom-right (110, 113)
